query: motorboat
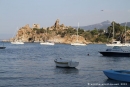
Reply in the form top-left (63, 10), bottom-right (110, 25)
top-left (103, 70), bottom-right (130, 82)
top-left (99, 46), bottom-right (130, 57)
top-left (54, 58), bottom-right (79, 68)
top-left (40, 42), bottom-right (54, 45)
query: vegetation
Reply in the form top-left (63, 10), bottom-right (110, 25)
top-left (32, 21), bottom-right (130, 43)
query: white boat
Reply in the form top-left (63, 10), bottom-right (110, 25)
top-left (106, 22), bottom-right (130, 46)
top-left (71, 23), bottom-right (86, 46)
top-left (40, 42), bottom-right (54, 45)
top-left (11, 27), bottom-right (24, 45)
top-left (71, 42), bottom-right (86, 46)
top-left (106, 41), bottom-right (128, 46)
top-left (54, 58), bottom-right (79, 68)
top-left (11, 41), bottom-right (24, 44)
top-left (40, 28), bottom-right (55, 45)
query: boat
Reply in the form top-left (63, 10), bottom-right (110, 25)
top-left (11, 40), bottom-right (24, 44)
top-left (0, 41), bottom-right (6, 49)
top-left (99, 46), bottom-right (130, 57)
top-left (71, 42), bottom-right (86, 46)
top-left (40, 41), bottom-right (54, 45)
top-left (11, 27), bottom-right (24, 44)
top-left (106, 41), bottom-right (128, 46)
top-left (71, 23), bottom-right (86, 46)
top-left (106, 21), bottom-right (129, 47)
top-left (103, 70), bottom-right (130, 82)
top-left (0, 47), bottom-right (6, 49)
top-left (40, 28), bottom-right (55, 45)
top-left (54, 58), bottom-right (79, 68)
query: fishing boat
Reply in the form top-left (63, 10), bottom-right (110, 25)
top-left (54, 58), bottom-right (79, 68)
top-left (103, 70), bottom-right (130, 82)
top-left (99, 46), bottom-right (130, 57)
top-left (71, 23), bottom-right (86, 46)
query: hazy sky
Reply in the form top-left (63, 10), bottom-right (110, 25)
top-left (0, 0), bottom-right (130, 39)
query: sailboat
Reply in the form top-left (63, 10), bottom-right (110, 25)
top-left (40, 28), bottom-right (55, 45)
top-left (71, 23), bottom-right (86, 46)
top-left (11, 27), bottom-right (24, 44)
top-left (106, 21), bottom-right (128, 46)
top-left (123, 22), bottom-right (130, 46)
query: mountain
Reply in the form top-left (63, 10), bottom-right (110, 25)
top-left (79, 20), bottom-right (130, 30)
top-left (120, 22), bottom-right (130, 27)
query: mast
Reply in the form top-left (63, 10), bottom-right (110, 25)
top-left (77, 23), bottom-right (79, 42)
top-left (113, 21), bottom-right (114, 42)
top-left (125, 22), bottom-right (127, 43)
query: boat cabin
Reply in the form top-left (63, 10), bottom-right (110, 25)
top-left (112, 41), bottom-right (121, 44)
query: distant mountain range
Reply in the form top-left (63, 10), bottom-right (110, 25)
top-left (78, 20), bottom-right (130, 30)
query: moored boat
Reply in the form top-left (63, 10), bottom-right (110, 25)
top-left (0, 46), bottom-right (6, 49)
top-left (99, 46), bottom-right (130, 57)
top-left (40, 42), bottom-right (54, 45)
top-left (54, 58), bottom-right (79, 68)
top-left (71, 42), bottom-right (86, 46)
top-left (11, 41), bottom-right (24, 44)
top-left (103, 70), bottom-right (130, 82)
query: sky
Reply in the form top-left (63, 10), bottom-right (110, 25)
top-left (0, 0), bottom-right (130, 39)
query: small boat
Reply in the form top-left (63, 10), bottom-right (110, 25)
top-left (11, 41), bottom-right (24, 44)
top-left (103, 70), bottom-right (130, 82)
top-left (0, 41), bottom-right (6, 49)
top-left (99, 46), bottom-right (130, 57)
top-left (40, 42), bottom-right (54, 45)
top-left (0, 47), bottom-right (6, 49)
top-left (71, 42), bottom-right (86, 46)
top-left (54, 58), bottom-right (79, 68)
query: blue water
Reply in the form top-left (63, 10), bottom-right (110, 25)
top-left (0, 42), bottom-right (130, 87)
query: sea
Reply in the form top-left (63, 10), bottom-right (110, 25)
top-left (0, 42), bottom-right (130, 87)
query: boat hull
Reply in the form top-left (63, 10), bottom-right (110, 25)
top-left (103, 70), bottom-right (130, 82)
top-left (11, 42), bottom-right (24, 44)
top-left (71, 43), bottom-right (86, 46)
top-left (106, 44), bottom-right (130, 47)
top-left (0, 47), bottom-right (6, 49)
top-left (40, 42), bottom-right (54, 45)
top-left (99, 51), bottom-right (130, 57)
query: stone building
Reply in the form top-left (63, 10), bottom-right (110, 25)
top-left (33, 24), bottom-right (40, 29)
top-left (49, 19), bottom-right (67, 30)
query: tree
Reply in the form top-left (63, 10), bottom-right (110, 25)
top-left (90, 28), bottom-right (98, 35)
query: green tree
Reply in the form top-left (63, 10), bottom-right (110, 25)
top-left (90, 28), bottom-right (98, 35)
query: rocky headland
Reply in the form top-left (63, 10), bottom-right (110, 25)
top-left (10, 19), bottom-right (89, 44)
